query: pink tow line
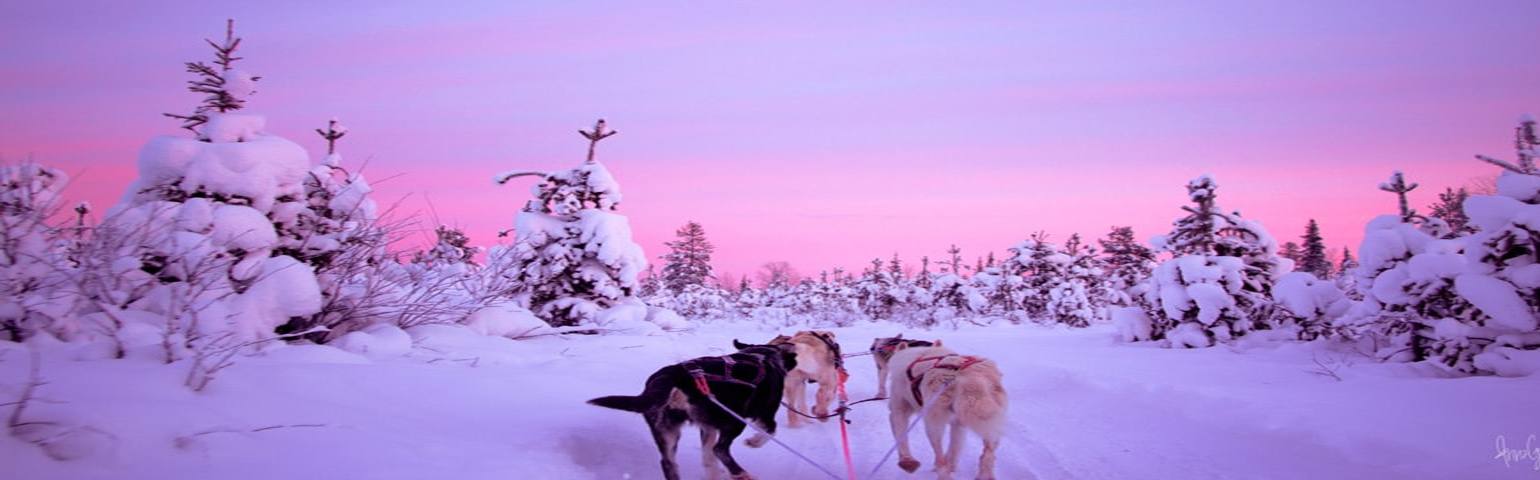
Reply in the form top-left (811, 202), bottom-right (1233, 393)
top-left (836, 371), bottom-right (858, 480)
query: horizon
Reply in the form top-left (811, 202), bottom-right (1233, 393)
top-left (4, 1), bottom-right (1537, 279)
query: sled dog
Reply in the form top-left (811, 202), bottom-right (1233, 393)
top-left (588, 340), bottom-right (798, 480)
top-left (886, 343), bottom-right (1007, 480)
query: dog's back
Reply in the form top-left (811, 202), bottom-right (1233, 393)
top-left (886, 345), bottom-right (956, 407)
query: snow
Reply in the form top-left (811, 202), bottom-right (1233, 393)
top-left (227, 256), bottom-right (323, 340)
top-left (1456, 274), bottom-right (1537, 331)
top-left (127, 133), bottom-right (309, 212)
top-left (1110, 306), bottom-right (1152, 342)
top-left (7, 321), bottom-right (1537, 480)
top-left (331, 324), bottom-right (412, 357)
top-left (201, 112), bottom-right (265, 143)
top-left (465, 303), bottom-right (551, 338)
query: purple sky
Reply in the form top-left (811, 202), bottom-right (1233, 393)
top-left (3, 1), bottom-right (1538, 279)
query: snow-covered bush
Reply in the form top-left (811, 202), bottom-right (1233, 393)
top-left (495, 120), bottom-right (646, 326)
top-left (0, 162), bottom-right (75, 341)
top-left (1271, 272), bottom-right (1349, 340)
top-left (926, 272), bottom-right (985, 327)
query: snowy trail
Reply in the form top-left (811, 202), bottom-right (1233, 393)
top-left (5, 322), bottom-right (1537, 480)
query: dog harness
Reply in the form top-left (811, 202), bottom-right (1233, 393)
top-left (871, 338), bottom-right (935, 359)
top-left (808, 332), bottom-right (851, 382)
top-left (904, 354), bottom-right (985, 407)
top-left (684, 353), bottom-right (769, 396)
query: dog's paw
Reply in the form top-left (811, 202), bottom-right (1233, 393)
top-left (745, 433), bottom-right (770, 448)
top-left (898, 457), bottom-right (921, 473)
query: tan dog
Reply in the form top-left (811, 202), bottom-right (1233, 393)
top-left (769, 331), bottom-right (844, 428)
top-left (886, 344), bottom-right (1007, 480)
top-left (869, 334), bottom-right (942, 398)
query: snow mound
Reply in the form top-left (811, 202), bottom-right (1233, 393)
top-left (466, 303), bottom-right (552, 338)
top-left (332, 324), bottom-right (413, 357)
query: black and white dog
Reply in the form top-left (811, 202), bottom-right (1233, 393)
top-left (588, 340), bottom-right (798, 480)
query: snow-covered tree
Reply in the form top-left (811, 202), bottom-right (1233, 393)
top-left (1341, 171), bottom-right (1471, 362)
top-left (0, 162), bottom-right (75, 341)
top-left (1004, 233), bottom-right (1097, 326)
top-left (855, 257), bottom-right (901, 319)
top-left (1140, 175), bottom-right (1286, 347)
top-left (271, 118), bottom-right (392, 340)
top-left (1298, 219), bottom-right (1332, 278)
top-left (1004, 233), bottom-right (1057, 319)
top-left (943, 244), bottom-right (964, 275)
top-left (659, 221), bottom-right (714, 293)
top-left (78, 22), bottom-right (322, 386)
top-left (1451, 114), bottom-right (1540, 375)
top-left (494, 119), bottom-right (646, 326)
top-left (1335, 247), bottom-right (1361, 299)
top-left (970, 265), bottom-right (1024, 321)
top-left (1098, 226), bottom-right (1155, 306)
top-left (926, 272), bottom-right (984, 326)
top-left (915, 256), bottom-right (933, 290)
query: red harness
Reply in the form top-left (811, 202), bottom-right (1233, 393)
top-left (904, 354), bottom-right (985, 407)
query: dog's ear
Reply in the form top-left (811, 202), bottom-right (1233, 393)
top-left (733, 339), bottom-right (751, 350)
top-left (933, 339), bottom-right (943, 347)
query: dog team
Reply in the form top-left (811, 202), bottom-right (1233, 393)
top-left (589, 331), bottom-right (1008, 480)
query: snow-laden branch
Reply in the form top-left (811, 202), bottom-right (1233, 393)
top-left (493, 170), bottom-right (549, 185)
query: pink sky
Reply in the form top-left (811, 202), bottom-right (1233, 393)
top-left (3, 1), bottom-right (1538, 279)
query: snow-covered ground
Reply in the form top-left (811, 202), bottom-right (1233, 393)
top-left (4, 321), bottom-right (1537, 480)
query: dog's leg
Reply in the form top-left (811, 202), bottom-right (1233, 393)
top-left (744, 417), bottom-right (773, 448)
top-left (946, 419), bottom-right (967, 477)
top-left (645, 411), bottom-right (684, 480)
top-left (889, 401), bottom-right (921, 473)
top-left (714, 423), bottom-right (755, 480)
top-left (700, 427), bottom-right (724, 480)
top-left (874, 361), bottom-right (889, 398)
top-left (784, 374), bottom-right (805, 428)
top-left (812, 373), bottom-right (835, 420)
top-left (924, 410), bottom-right (952, 479)
top-left (977, 432), bottom-right (1001, 480)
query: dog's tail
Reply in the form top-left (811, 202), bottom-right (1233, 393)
top-left (587, 374), bottom-right (676, 413)
top-left (955, 364), bottom-right (1008, 435)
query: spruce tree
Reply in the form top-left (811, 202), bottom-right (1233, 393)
top-left (1142, 175), bottom-right (1284, 346)
top-left (1098, 226), bottom-right (1155, 304)
top-left (944, 244), bottom-right (963, 275)
top-left (1279, 242), bottom-right (1302, 266)
top-left (495, 119), bottom-right (646, 326)
top-left (660, 221), bottom-right (714, 293)
top-left (1453, 114), bottom-right (1540, 374)
top-left (1299, 219), bottom-right (1332, 278)
top-left (1427, 187), bottom-right (1474, 236)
